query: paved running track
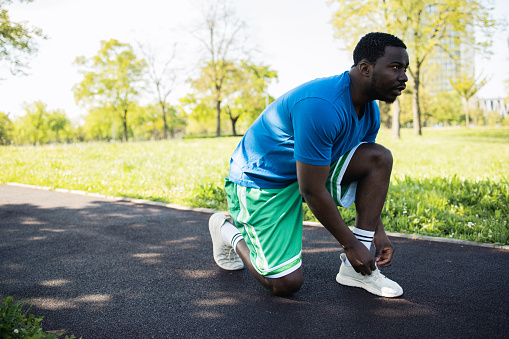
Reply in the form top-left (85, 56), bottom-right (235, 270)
top-left (1, 184), bottom-right (508, 338)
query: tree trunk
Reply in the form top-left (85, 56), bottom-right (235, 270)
top-left (122, 109), bottom-right (128, 142)
top-left (216, 99), bottom-right (221, 137)
top-left (412, 73), bottom-right (422, 136)
top-left (161, 101), bottom-right (168, 139)
top-left (465, 101), bottom-right (470, 127)
top-left (392, 97), bottom-right (401, 139)
top-left (231, 116), bottom-right (239, 136)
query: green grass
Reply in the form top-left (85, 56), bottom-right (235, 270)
top-left (1, 128), bottom-right (508, 245)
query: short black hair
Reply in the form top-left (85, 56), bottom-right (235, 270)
top-left (353, 32), bottom-right (406, 66)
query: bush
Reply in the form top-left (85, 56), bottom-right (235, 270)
top-left (0, 297), bottom-right (76, 339)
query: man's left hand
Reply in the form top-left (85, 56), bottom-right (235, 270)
top-left (373, 226), bottom-right (394, 268)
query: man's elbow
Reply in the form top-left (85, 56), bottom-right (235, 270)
top-left (299, 186), bottom-right (323, 204)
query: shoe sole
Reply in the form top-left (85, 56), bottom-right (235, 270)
top-left (336, 273), bottom-right (403, 298)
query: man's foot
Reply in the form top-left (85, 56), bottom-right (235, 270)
top-left (209, 213), bottom-right (244, 270)
top-left (336, 253), bottom-right (403, 297)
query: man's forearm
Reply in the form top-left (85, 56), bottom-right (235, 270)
top-left (302, 189), bottom-right (359, 250)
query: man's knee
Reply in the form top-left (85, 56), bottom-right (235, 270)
top-left (268, 268), bottom-right (303, 296)
top-left (360, 143), bottom-right (393, 170)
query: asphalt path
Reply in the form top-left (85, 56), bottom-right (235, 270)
top-left (1, 184), bottom-right (508, 338)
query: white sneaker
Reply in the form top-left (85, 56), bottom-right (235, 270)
top-left (336, 253), bottom-right (403, 297)
top-left (209, 213), bottom-right (244, 270)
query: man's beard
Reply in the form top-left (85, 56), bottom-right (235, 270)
top-left (370, 71), bottom-right (397, 104)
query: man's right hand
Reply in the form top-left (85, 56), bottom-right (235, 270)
top-left (344, 241), bottom-right (376, 275)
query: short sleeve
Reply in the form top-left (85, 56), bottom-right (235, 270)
top-left (292, 98), bottom-right (341, 166)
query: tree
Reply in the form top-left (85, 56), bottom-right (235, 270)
top-left (82, 107), bottom-right (114, 141)
top-left (129, 103), bottom-right (186, 140)
top-left (450, 71), bottom-right (488, 126)
top-left (427, 91), bottom-right (462, 126)
top-left (140, 42), bottom-right (180, 139)
top-left (17, 100), bottom-right (48, 145)
top-left (179, 93), bottom-right (216, 135)
top-left (73, 39), bottom-right (146, 142)
top-left (46, 109), bottom-right (71, 143)
top-left (223, 61), bottom-right (277, 135)
top-left (192, 0), bottom-right (249, 137)
top-left (0, 111), bottom-right (13, 144)
top-left (329, 0), bottom-right (498, 136)
top-left (0, 0), bottom-right (45, 76)
top-left (186, 59), bottom-right (277, 136)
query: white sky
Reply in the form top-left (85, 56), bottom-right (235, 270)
top-left (1, 0), bottom-right (508, 121)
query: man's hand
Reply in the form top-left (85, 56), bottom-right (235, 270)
top-left (373, 224), bottom-right (394, 268)
top-left (344, 241), bottom-right (376, 275)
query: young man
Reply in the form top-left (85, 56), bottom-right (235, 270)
top-left (209, 32), bottom-right (409, 297)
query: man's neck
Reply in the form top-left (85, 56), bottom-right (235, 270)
top-left (349, 70), bottom-right (369, 119)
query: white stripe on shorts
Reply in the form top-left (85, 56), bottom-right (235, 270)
top-left (236, 185), bottom-right (269, 271)
top-left (328, 143), bottom-right (364, 208)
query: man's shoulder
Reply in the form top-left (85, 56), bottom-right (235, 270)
top-left (283, 71), bottom-right (350, 107)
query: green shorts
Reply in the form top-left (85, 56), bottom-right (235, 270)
top-left (225, 144), bottom-right (362, 278)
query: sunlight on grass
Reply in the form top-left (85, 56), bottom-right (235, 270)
top-left (1, 128), bottom-right (508, 245)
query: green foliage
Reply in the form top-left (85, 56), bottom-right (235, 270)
top-left (185, 60), bottom-right (277, 136)
top-left (0, 0), bottom-right (46, 76)
top-left (179, 93), bottom-right (217, 135)
top-left (46, 110), bottom-right (71, 143)
top-left (129, 104), bottom-right (186, 141)
top-left (16, 101), bottom-right (49, 145)
top-left (10, 101), bottom-right (74, 145)
top-left (73, 39), bottom-right (147, 142)
top-left (0, 111), bottom-right (13, 144)
top-left (449, 71), bottom-right (489, 125)
top-left (223, 60), bottom-right (278, 135)
top-left (191, 183), bottom-right (228, 210)
top-left (303, 174), bottom-right (509, 245)
top-left (382, 176), bottom-right (508, 244)
top-left (424, 91), bottom-right (462, 126)
top-left (0, 296), bottom-right (76, 339)
top-left (82, 107), bottom-right (115, 141)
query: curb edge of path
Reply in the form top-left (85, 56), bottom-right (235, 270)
top-left (6, 182), bottom-right (509, 251)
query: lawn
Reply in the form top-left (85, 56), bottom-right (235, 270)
top-left (1, 128), bottom-right (508, 245)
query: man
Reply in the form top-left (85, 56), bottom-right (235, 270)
top-left (209, 32), bottom-right (409, 297)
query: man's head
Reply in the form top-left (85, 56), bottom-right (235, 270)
top-left (350, 32), bottom-right (409, 104)
top-left (353, 32), bottom-right (407, 67)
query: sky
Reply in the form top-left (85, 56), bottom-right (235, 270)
top-left (1, 0), bottom-right (508, 121)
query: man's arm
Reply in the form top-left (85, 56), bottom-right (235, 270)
top-left (296, 160), bottom-right (376, 275)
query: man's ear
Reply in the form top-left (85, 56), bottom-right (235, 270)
top-left (358, 60), bottom-right (372, 78)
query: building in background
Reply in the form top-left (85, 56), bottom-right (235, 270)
top-left (479, 98), bottom-right (509, 118)
top-left (478, 34), bottom-right (509, 120)
top-left (424, 28), bottom-right (508, 122)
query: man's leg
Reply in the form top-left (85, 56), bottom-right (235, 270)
top-left (209, 213), bottom-right (302, 296)
top-left (330, 143), bottom-right (403, 297)
top-left (235, 240), bottom-right (303, 296)
top-left (341, 142), bottom-right (393, 233)
top-left (210, 180), bottom-right (304, 296)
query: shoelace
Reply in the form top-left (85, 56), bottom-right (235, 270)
top-left (371, 270), bottom-right (380, 281)
top-left (226, 248), bottom-right (238, 261)
top-left (372, 269), bottom-right (391, 282)
top-left (222, 244), bottom-right (239, 261)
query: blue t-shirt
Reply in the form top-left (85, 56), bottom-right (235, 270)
top-left (228, 71), bottom-right (380, 189)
